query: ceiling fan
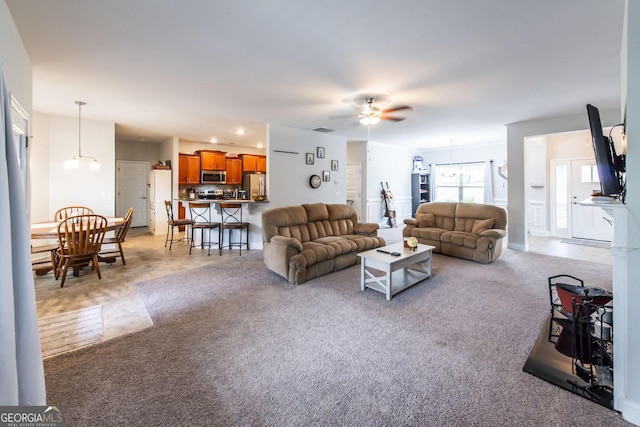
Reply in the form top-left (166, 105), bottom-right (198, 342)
top-left (331, 96), bottom-right (413, 126)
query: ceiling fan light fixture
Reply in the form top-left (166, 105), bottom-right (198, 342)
top-left (359, 116), bottom-right (381, 126)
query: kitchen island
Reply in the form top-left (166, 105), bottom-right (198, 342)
top-left (175, 198), bottom-right (270, 251)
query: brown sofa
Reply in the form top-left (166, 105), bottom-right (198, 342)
top-left (403, 202), bottom-right (507, 263)
top-left (262, 203), bottom-right (385, 284)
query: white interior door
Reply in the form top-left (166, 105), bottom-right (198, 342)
top-left (346, 163), bottom-right (362, 221)
top-left (570, 159), bottom-right (613, 241)
top-left (116, 161), bottom-right (148, 227)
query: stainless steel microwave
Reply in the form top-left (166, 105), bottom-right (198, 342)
top-left (201, 170), bottom-right (226, 184)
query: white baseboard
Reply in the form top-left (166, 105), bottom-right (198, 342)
top-left (622, 398), bottom-right (640, 426)
top-left (507, 242), bottom-right (526, 251)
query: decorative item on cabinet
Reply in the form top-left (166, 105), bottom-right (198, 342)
top-left (198, 150), bottom-right (227, 171)
top-left (178, 154), bottom-right (200, 185)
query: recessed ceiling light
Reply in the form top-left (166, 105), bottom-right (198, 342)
top-left (209, 137), bottom-right (218, 143)
top-left (257, 143), bottom-right (263, 149)
top-left (235, 129), bottom-right (245, 136)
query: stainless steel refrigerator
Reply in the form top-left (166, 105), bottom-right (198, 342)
top-left (243, 173), bottom-right (265, 199)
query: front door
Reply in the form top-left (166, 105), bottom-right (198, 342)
top-left (116, 161), bottom-right (148, 227)
top-left (570, 159), bottom-right (613, 241)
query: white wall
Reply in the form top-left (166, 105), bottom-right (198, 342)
top-left (30, 112), bottom-right (50, 222)
top-left (43, 113), bottom-right (115, 218)
top-left (0, 2), bottom-right (31, 116)
top-left (116, 139), bottom-right (162, 166)
top-left (620, 1), bottom-right (640, 423)
top-left (364, 142), bottom-right (415, 223)
top-left (506, 109), bottom-right (620, 250)
top-left (268, 124), bottom-right (347, 207)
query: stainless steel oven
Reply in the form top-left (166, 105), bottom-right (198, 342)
top-left (201, 170), bottom-right (226, 184)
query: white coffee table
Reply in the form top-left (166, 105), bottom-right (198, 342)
top-left (358, 242), bottom-right (435, 301)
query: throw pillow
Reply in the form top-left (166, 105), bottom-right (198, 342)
top-left (472, 218), bottom-right (495, 234)
top-left (416, 213), bottom-right (436, 228)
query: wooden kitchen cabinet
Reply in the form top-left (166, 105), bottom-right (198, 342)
top-left (226, 157), bottom-right (242, 185)
top-left (240, 154), bottom-right (258, 172)
top-left (240, 154), bottom-right (266, 173)
top-left (179, 154), bottom-right (200, 185)
top-left (257, 155), bottom-right (267, 173)
top-left (199, 150), bottom-right (226, 171)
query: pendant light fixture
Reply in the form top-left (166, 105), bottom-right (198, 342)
top-left (441, 139), bottom-right (457, 178)
top-left (64, 100), bottom-right (99, 170)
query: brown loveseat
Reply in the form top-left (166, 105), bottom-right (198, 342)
top-left (403, 202), bottom-right (507, 263)
top-left (262, 203), bottom-right (385, 284)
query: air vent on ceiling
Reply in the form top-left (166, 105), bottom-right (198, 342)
top-left (312, 127), bottom-right (335, 133)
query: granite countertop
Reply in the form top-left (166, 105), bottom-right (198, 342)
top-left (177, 198), bottom-right (269, 203)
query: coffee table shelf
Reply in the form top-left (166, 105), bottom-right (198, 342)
top-left (358, 242), bottom-right (435, 301)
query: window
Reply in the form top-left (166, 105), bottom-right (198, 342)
top-left (434, 162), bottom-right (485, 203)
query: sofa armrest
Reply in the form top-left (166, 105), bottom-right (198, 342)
top-left (479, 229), bottom-right (507, 239)
top-left (354, 222), bottom-right (379, 236)
top-left (403, 218), bottom-right (418, 226)
top-left (270, 235), bottom-right (303, 251)
top-left (263, 236), bottom-right (303, 280)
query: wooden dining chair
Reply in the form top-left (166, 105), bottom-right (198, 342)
top-left (54, 206), bottom-right (94, 221)
top-left (100, 208), bottom-right (134, 265)
top-left (55, 214), bottom-right (108, 287)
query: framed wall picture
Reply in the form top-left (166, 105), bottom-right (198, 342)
top-left (306, 153), bottom-right (314, 165)
top-left (322, 170), bottom-right (330, 182)
top-left (317, 147), bottom-right (325, 159)
top-left (331, 160), bottom-right (338, 171)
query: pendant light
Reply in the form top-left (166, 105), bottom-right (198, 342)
top-left (441, 140), bottom-right (457, 178)
top-left (64, 100), bottom-right (99, 170)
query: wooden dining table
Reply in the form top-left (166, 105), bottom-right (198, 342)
top-left (31, 217), bottom-right (126, 275)
top-left (30, 217), bottom-right (126, 240)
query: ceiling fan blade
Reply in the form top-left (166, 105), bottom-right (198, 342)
top-left (329, 114), bottom-right (357, 119)
top-left (381, 105), bottom-right (412, 114)
top-left (381, 116), bottom-right (406, 122)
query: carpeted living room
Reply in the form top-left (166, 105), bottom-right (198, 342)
top-left (30, 226), bottom-right (626, 426)
top-left (3, 1), bottom-right (640, 426)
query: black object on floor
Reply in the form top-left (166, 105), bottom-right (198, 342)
top-left (523, 315), bottom-right (613, 409)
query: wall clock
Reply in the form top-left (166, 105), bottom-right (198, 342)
top-left (309, 174), bottom-right (321, 188)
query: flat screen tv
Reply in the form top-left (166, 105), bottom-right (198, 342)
top-left (586, 104), bottom-right (623, 197)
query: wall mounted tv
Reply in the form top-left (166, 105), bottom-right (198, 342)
top-left (586, 104), bottom-right (625, 198)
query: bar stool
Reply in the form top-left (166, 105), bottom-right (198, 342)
top-left (164, 201), bottom-right (193, 250)
top-left (189, 203), bottom-right (221, 256)
top-left (220, 203), bottom-right (249, 255)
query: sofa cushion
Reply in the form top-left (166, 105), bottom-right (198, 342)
top-left (409, 227), bottom-right (447, 241)
top-left (472, 218), bottom-right (495, 234)
top-left (416, 212), bottom-right (435, 228)
top-left (340, 235), bottom-right (386, 251)
top-left (440, 231), bottom-right (478, 249)
top-left (313, 236), bottom-right (357, 255)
